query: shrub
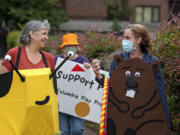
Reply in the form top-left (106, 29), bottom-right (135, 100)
top-left (77, 30), bottom-right (122, 70)
top-left (43, 35), bottom-right (60, 55)
top-left (151, 13), bottom-right (180, 133)
top-left (78, 30), bottom-right (121, 56)
top-left (7, 30), bottom-right (21, 49)
top-left (1, 0), bottom-right (68, 31)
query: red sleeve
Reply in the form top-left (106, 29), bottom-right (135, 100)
top-left (1, 47), bottom-right (18, 71)
top-left (42, 51), bottom-right (55, 70)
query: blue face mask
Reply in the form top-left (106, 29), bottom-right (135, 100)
top-left (122, 40), bottom-right (135, 53)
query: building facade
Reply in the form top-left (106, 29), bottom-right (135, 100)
top-left (62, 0), bottom-right (107, 20)
top-left (60, 0), bottom-right (180, 32)
top-left (62, 0), bottom-right (175, 23)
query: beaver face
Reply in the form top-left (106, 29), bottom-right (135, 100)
top-left (110, 55), bottom-right (160, 100)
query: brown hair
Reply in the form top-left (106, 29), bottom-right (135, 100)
top-left (128, 24), bottom-right (152, 53)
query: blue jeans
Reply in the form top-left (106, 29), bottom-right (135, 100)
top-left (59, 112), bottom-right (84, 135)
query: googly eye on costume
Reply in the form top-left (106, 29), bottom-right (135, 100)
top-left (125, 71), bottom-right (131, 76)
top-left (135, 72), bottom-right (141, 77)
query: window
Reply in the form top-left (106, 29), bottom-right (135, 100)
top-left (152, 7), bottom-right (160, 22)
top-left (135, 6), bottom-right (160, 23)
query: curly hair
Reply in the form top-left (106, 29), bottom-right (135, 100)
top-left (128, 24), bottom-right (152, 53)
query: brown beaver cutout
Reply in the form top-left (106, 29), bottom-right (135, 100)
top-left (107, 55), bottom-right (170, 135)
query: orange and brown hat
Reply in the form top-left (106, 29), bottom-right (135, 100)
top-left (59, 33), bottom-right (81, 49)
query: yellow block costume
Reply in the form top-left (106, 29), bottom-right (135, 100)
top-left (0, 68), bottom-right (60, 135)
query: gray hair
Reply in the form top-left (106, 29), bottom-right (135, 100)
top-left (19, 20), bottom-right (50, 45)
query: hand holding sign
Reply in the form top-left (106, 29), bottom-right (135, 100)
top-left (83, 62), bottom-right (91, 69)
top-left (92, 59), bottom-right (102, 79)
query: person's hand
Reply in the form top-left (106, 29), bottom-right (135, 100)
top-left (0, 65), bottom-right (9, 74)
top-left (92, 59), bottom-right (102, 79)
top-left (83, 62), bottom-right (91, 69)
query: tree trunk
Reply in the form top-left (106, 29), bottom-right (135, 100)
top-left (0, 27), bottom-right (7, 58)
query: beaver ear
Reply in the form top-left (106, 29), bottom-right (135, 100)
top-left (151, 60), bottom-right (160, 72)
top-left (113, 55), bottom-right (123, 65)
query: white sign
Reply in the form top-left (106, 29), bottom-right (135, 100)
top-left (56, 57), bottom-right (109, 123)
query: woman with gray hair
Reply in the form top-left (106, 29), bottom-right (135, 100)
top-left (0, 20), bottom-right (54, 73)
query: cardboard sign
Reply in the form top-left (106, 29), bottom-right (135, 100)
top-left (56, 57), bottom-right (109, 123)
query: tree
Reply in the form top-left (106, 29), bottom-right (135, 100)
top-left (104, 0), bottom-right (133, 34)
top-left (0, 0), bottom-right (68, 56)
top-left (0, 27), bottom-right (7, 58)
top-left (0, 0), bottom-right (68, 31)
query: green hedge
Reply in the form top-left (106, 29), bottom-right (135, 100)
top-left (77, 31), bottom-right (122, 59)
top-left (7, 31), bottom-right (21, 49)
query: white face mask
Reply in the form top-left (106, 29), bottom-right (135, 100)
top-left (122, 40), bottom-right (136, 53)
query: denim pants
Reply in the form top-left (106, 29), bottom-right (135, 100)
top-left (59, 112), bottom-right (84, 135)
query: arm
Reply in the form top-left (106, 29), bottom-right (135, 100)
top-left (93, 58), bottom-right (117, 87)
top-left (91, 58), bottom-right (105, 86)
top-left (0, 65), bottom-right (9, 74)
top-left (92, 59), bottom-right (103, 80)
top-left (0, 47), bottom-right (18, 73)
top-left (82, 56), bottom-right (91, 69)
top-left (155, 67), bottom-right (172, 128)
top-left (109, 59), bottom-right (117, 77)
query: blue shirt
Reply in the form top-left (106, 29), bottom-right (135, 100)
top-left (96, 52), bottom-right (172, 128)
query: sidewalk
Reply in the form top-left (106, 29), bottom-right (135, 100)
top-left (84, 121), bottom-right (99, 135)
top-left (84, 126), bottom-right (98, 135)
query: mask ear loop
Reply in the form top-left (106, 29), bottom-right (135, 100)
top-left (134, 36), bottom-right (141, 50)
top-left (133, 43), bottom-right (138, 50)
